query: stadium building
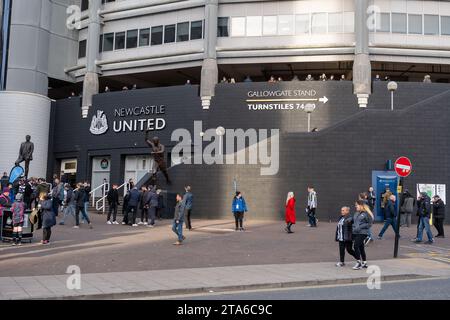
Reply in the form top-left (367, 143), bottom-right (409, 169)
top-left (0, 0), bottom-right (449, 220)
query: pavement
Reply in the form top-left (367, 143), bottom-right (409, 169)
top-left (0, 213), bottom-right (449, 299)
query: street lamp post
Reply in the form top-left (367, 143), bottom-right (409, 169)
top-left (216, 126), bottom-right (225, 155)
top-left (303, 103), bottom-right (316, 132)
top-left (387, 81), bottom-right (398, 111)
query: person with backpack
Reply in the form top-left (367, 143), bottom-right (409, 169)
top-left (335, 206), bottom-right (357, 267)
top-left (284, 192), bottom-right (296, 233)
top-left (400, 190), bottom-right (415, 228)
top-left (352, 200), bottom-right (373, 270)
top-left (11, 193), bottom-right (25, 246)
top-left (232, 191), bottom-right (248, 231)
top-left (413, 192), bottom-right (434, 244)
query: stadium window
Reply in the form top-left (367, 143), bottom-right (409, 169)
top-left (442, 16), bottom-right (450, 35)
top-left (115, 32), bottom-right (125, 50)
top-left (278, 15), bottom-right (294, 35)
top-left (139, 28), bottom-right (150, 46)
top-left (376, 12), bottom-right (390, 32)
top-left (126, 29), bottom-right (138, 48)
top-left (424, 14), bottom-right (439, 35)
top-left (103, 32), bottom-right (114, 51)
top-left (164, 24), bottom-right (176, 43)
top-left (78, 40), bottom-right (86, 58)
top-left (231, 17), bottom-right (246, 37)
top-left (99, 34), bottom-right (103, 52)
top-left (328, 12), bottom-right (343, 33)
top-left (263, 16), bottom-right (277, 36)
top-left (392, 13), bottom-right (407, 34)
top-left (246, 16), bottom-right (262, 36)
top-left (217, 17), bottom-right (229, 37)
top-left (311, 13), bottom-right (327, 34)
top-left (190, 20), bottom-right (203, 40)
top-left (343, 12), bottom-right (355, 33)
top-left (81, 0), bottom-right (89, 11)
top-left (151, 26), bottom-right (163, 45)
top-left (408, 14), bottom-right (422, 34)
top-left (295, 14), bottom-right (310, 34)
top-left (176, 22), bottom-right (189, 42)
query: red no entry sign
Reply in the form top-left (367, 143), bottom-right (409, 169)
top-left (394, 156), bottom-right (412, 177)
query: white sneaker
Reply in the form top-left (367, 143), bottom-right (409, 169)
top-left (73, 226), bottom-right (79, 229)
top-left (305, 224), bottom-right (311, 227)
top-left (112, 221), bottom-right (119, 225)
top-left (107, 221), bottom-right (112, 225)
top-left (132, 224), bottom-right (138, 227)
top-left (352, 261), bottom-right (362, 270)
top-left (143, 222), bottom-right (148, 226)
top-left (335, 262), bottom-right (345, 267)
top-left (121, 222), bottom-right (126, 225)
top-left (138, 222), bottom-right (143, 225)
top-left (147, 224), bottom-right (154, 228)
top-left (362, 261), bottom-right (368, 268)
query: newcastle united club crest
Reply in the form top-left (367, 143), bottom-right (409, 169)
top-left (90, 110), bottom-right (108, 135)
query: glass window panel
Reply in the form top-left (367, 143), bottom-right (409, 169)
top-left (78, 40), bottom-right (86, 58)
top-left (164, 24), bottom-right (175, 43)
top-left (115, 32), bottom-right (125, 50)
top-left (151, 26), bottom-right (163, 45)
top-left (99, 34), bottom-right (103, 52)
top-left (190, 20), bottom-right (203, 40)
top-left (392, 13), bottom-right (407, 34)
top-left (231, 17), bottom-right (246, 36)
top-left (408, 14), bottom-right (422, 34)
top-left (263, 16), bottom-right (277, 35)
top-left (81, 0), bottom-right (89, 11)
top-left (442, 16), bottom-right (450, 35)
top-left (246, 16), bottom-right (262, 36)
top-left (344, 12), bottom-right (354, 33)
top-left (424, 14), bottom-right (439, 35)
top-left (295, 14), bottom-right (310, 34)
top-left (177, 22), bottom-right (189, 42)
top-left (103, 32), bottom-right (114, 51)
top-left (376, 12), bottom-right (390, 32)
top-left (139, 28), bottom-right (150, 46)
top-left (328, 12), bottom-right (342, 33)
top-left (126, 29), bottom-right (138, 48)
top-left (311, 13), bottom-right (327, 33)
top-left (217, 17), bottom-right (229, 37)
top-left (278, 15), bottom-right (294, 35)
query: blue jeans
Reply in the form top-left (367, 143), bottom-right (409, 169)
top-left (308, 208), bottom-right (317, 226)
top-left (81, 202), bottom-right (90, 222)
top-left (172, 221), bottom-right (183, 241)
top-left (417, 216), bottom-right (433, 242)
top-left (378, 217), bottom-right (398, 237)
top-left (60, 204), bottom-right (75, 224)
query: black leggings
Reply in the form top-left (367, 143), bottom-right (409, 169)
top-left (235, 211), bottom-right (244, 229)
top-left (339, 241), bottom-right (356, 263)
top-left (43, 227), bottom-right (52, 241)
top-left (353, 234), bottom-right (367, 261)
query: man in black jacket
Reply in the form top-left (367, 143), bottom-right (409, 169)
top-left (145, 186), bottom-right (158, 227)
top-left (107, 184), bottom-right (120, 225)
top-left (378, 195), bottom-right (399, 239)
top-left (127, 187), bottom-right (140, 226)
top-left (432, 195), bottom-right (445, 238)
top-left (73, 183), bottom-right (93, 229)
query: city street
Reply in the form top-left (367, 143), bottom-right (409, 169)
top-left (167, 277), bottom-right (450, 300)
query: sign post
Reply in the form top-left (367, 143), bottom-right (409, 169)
top-left (393, 156), bottom-right (412, 258)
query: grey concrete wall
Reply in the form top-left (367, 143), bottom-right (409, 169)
top-left (0, 91), bottom-right (51, 178)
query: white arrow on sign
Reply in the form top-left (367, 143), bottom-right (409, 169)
top-left (319, 96), bottom-right (328, 104)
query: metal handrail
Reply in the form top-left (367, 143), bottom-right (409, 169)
top-left (90, 182), bottom-right (128, 214)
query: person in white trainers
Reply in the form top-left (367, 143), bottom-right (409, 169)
top-left (335, 206), bottom-right (357, 267)
top-left (351, 200), bottom-right (373, 270)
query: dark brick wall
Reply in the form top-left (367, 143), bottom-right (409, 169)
top-left (49, 82), bottom-right (450, 221)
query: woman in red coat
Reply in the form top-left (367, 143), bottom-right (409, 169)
top-left (285, 192), bottom-right (296, 233)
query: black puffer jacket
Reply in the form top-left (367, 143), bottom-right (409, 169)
top-left (335, 214), bottom-right (353, 241)
top-left (352, 211), bottom-right (372, 235)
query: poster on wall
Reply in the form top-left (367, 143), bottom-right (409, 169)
top-left (417, 184), bottom-right (446, 204)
